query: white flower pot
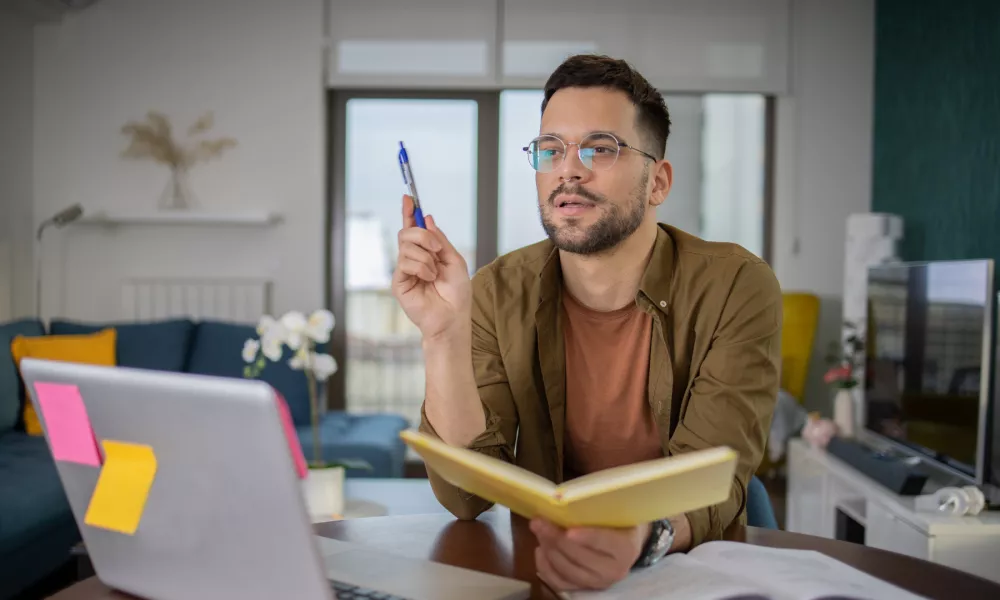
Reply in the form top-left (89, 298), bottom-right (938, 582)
top-left (833, 388), bottom-right (856, 438)
top-left (302, 466), bottom-right (345, 520)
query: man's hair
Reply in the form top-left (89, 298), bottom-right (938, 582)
top-left (541, 54), bottom-right (671, 160)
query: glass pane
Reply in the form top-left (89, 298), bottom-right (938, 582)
top-left (699, 94), bottom-right (766, 257)
top-left (498, 90), bottom-right (547, 255)
top-left (343, 98), bottom-right (478, 428)
top-left (498, 90), bottom-right (766, 258)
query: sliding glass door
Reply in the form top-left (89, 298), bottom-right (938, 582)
top-left (327, 92), bottom-right (497, 427)
top-left (327, 89), bottom-right (769, 428)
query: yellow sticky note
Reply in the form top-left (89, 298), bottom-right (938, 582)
top-left (84, 440), bottom-right (157, 535)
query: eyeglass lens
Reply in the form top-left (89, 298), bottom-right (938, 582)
top-left (526, 133), bottom-right (621, 172)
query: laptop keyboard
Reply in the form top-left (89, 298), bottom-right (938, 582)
top-left (330, 579), bottom-right (413, 600)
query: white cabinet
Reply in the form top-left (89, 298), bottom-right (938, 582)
top-left (786, 441), bottom-right (825, 537)
top-left (786, 438), bottom-right (1000, 584)
top-left (865, 502), bottom-right (930, 561)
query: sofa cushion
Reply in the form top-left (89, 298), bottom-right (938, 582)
top-left (50, 319), bottom-right (195, 373)
top-left (297, 412), bottom-right (409, 478)
top-left (186, 320), bottom-right (314, 426)
top-left (11, 328), bottom-right (117, 435)
top-left (0, 319), bottom-right (45, 433)
top-left (0, 432), bottom-right (74, 554)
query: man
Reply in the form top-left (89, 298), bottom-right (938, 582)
top-left (391, 54), bottom-right (781, 591)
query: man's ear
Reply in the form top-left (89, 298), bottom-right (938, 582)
top-left (648, 159), bottom-right (673, 208)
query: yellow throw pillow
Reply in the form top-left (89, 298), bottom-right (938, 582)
top-left (11, 328), bottom-right (117, 435)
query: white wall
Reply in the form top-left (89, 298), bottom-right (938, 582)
top-left (0, 8), bottom-right (36, 321)
top-left (771, 0), bottom-right (875, 410)
top-left (29, 0), bottom-right (874, 414)
top-left (33, 0), bottom-right (325, 322)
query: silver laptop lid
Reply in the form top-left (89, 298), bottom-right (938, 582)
top-left (20, 358), bottom-right (333, 600)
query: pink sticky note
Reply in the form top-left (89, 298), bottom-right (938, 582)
top-left (33, 382), bottom-right (102, 467)
top-left (273, 390), bottom-right (308, 479)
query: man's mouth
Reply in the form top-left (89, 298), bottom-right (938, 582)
top-left (555, 196), bottom-right (595, 208)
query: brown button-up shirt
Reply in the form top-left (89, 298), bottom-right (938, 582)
top-left (418, 223), bottom-right (782, 548)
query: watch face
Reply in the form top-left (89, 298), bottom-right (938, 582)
top-left (652, 520), bottom-right (674, 553)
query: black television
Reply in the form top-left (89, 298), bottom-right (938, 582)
top-left (863, 259), bottom-right (995, 485)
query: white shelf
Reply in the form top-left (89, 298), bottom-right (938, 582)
top-left (77, 210), bottom-right (283, 227)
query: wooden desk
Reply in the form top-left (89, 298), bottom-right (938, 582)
top-left (52, 509), bottom-right (1000, 600)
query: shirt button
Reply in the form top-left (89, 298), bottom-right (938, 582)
top-left (659, 300), bottom-right (667, 308)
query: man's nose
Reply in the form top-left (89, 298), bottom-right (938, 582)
top-left (558, 147), bottom-right (593, 184)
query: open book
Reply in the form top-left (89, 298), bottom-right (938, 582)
top-left (566, 541), bottom-right (927, 600)
top-left (399, 430), bottom-right (737, 528)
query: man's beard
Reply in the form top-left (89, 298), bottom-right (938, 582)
top-left (539, 168), bottom-right (649, 256)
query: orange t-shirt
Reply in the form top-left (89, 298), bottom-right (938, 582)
top-left (562, 289), bottom-right (663, 480)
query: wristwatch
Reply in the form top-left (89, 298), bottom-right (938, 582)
top-left (633, 519), bottom-right (674, 568)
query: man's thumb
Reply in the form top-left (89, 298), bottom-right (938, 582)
top-left (425, 215), bottom-right (460, 259)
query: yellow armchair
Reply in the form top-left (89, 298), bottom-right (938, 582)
top-left (779, 293), bottom-right (820, 403)
top-left (758, 292), bottom-right (820, 477)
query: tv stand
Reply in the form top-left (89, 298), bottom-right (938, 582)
top-left (786, 438), bottom-right (1000, 584)
top-left (825, 437), bottom-right (929, 495)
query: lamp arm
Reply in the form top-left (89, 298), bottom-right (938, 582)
top-left (36, 219), bottom-right (53, 242)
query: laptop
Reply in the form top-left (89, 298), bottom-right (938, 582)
top-left (20, 358), bottom-right (530, 600)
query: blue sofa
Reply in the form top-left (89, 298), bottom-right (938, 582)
top-left (0, 317), bottom-right (408, 599)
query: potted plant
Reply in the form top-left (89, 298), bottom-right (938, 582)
top-left (120, 110), bottom-right (237, 210)
top-left (823, 321), bottom-right (865, 437)
top-left (241, 309), bottom-right (368, 519)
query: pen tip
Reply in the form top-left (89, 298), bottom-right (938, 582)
top-left (399, 141), bottom-right (404, 149)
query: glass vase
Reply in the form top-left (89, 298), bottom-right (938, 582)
top-left (158, 167), bottom-right (195, 210)
top-left (833, 387), bottom-right (856, 437)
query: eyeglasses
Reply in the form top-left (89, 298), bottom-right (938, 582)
top-left (522, 132), bottom-right (658, 173)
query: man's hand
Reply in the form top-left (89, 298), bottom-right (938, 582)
top-left (391, 194), bottom-right (472, 341)
top-left (530, 518), bottom-right (650, 592)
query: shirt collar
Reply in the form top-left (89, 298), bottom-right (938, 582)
top-left (536, 224), bottom-right (676, 316)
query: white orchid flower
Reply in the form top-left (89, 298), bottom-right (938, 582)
top-left (261, 329), bottom-right (285, 361)
top-left (305, 309), bottom-right (335, 343)
top-left (256, 315), bottom-right (277, 337)
top-left (242, 339), bottom-right (260, 363)
top-left (280, 310), bottom-right (307, 350)
top-left (288, 346), bottom-right (308, 371)
top-left (311, 353), bottom-right (338, 381)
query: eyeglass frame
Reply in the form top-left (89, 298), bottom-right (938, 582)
top-left (522, 131), bottom-right (660, 172)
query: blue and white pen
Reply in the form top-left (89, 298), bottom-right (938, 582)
top-left (398, 141), bottom-right (426, 229)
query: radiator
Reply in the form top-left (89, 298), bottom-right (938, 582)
top-left (120, 277), bottom-right (272, 323)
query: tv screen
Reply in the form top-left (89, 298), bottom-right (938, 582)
top-left (864, 260), bottom-right (994, 480)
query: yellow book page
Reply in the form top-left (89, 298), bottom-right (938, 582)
top-left (400, 430), bottom-right (556, 497)
top-left (556, 446), bottom-right (737, 501)
top-left (401, 431), bottom-right (738, 528)
top-left (555, 449), bottom-right (738, 528)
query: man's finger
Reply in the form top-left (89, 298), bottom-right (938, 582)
top-left (566, 527), bottom-right (629, 559)
top-left (401, 194), bottom-right (416, 229)
top-left (399, 243), bottom-right (438, 277)
top-left (396, 257), bottom-right (437, 282)
top-left (425, 215), bottom-right (464, 263)
top-left (547, 532), bottom-right (618, 578)
top-left (542, 546), bottom-right (607, 589)
top-left (535, 547), bottom-right (576, 593)
top-left (398, 226), bottom-right (443, 254)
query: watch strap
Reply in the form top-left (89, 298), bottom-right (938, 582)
top-left (633, 519), bottom-right (673, 568)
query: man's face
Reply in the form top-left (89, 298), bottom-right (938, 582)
top-left (534, 87), bottom-right (661, 255)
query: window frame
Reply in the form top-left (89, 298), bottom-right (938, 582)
top-left (324, 89), bottom-right (774, 411)
top-left (325, 89), bottom-right (500, 410)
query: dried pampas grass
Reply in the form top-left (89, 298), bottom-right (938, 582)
top-left (120, 110), bottom-right (236, 170)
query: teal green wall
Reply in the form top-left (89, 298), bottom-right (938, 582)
top-left (872, 0), bottom-right (1000, 262)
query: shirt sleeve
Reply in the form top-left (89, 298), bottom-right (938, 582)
top-left (417, 270), bottom-right (520, 520)
top-left (668, 260), bottom-right (783, 547)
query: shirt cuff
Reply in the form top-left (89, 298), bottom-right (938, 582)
top-left (684, 504), bottom-right (719, 548)
top-left (417, 401), bottom-right (506, 450)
